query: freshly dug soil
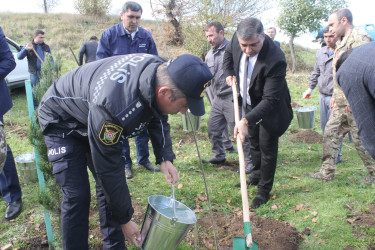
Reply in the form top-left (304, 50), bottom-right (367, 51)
top-left (290, 129), bottom-right (323, 144)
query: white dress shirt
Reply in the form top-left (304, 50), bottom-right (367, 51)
top-left (239, 53), bottom-right (258, 105)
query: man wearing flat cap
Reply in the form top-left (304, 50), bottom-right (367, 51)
top-left (38, 53), bottom-right (212, 249)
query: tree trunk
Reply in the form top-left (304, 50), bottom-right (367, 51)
top-left (166, 0), bottom-right (183, 45)
top-left (289, 35), bottom-right (296, 73)
top-left (43, 0), bottom-right (48, 13)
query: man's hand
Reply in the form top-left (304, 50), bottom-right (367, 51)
top-left (302, 88), bottom-right (313, 99)
top-left (234, 118), bottom-right (249, 143)
top-left (226, 75), bottom-right (237, 86)
top-left (121, 220), bottom-right (142, 247)
top-left (160, 160), bottom-right (179, 184)
top-left (25, 43), bottom-right (33, 50)
top-left (329, 97), bottom-right (335, 110)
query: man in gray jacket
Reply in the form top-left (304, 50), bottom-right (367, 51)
top-left (78, 36), bottom-right (98, 65)
top-left (202, 21), bottom-right (254, 172)
top-left (303, 26), bottom-right (337, 133)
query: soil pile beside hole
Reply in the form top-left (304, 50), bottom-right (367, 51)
top-left (290, 129), bottom-right (323, 144)
top-left (187, 212), bottom-right (303, 249)
top-left (345, 204), bottom-right (375, 249)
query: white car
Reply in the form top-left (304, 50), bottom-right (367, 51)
top-left (5, 37), bottom-right (30, 90)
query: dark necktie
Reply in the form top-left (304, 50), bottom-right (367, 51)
top-left (242, 56), bottom-right (249, 116)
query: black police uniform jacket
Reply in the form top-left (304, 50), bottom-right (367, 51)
top-left (38, 53), bottom-right (174, 224)
top-left (223, 34), bottom-right (293, 137)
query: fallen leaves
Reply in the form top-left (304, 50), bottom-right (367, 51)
top-left (272, 203), bottom-right (281, 210)
top-left (296, 204), bottom-right (305, 210)
top-left (232, 207), bottom-right (242, 216)
top-left (1, 244), bottom-right (13, 250)
top-left (347, 216), bottom-right (361, 224)
top-left (196, 194), bottom-right (206, 202)
top-left (204, 238), bottom-right (213, 249)
top-left (177, 183), bottom-right (183, 189)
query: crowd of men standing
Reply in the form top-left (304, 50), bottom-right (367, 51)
top-left (1, 2), bottom-right (374, 249)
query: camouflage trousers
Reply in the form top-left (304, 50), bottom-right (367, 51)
top-left (0, 121), bottom-right (7, 173)
top-left (320, 104), bottom-right (375, 175)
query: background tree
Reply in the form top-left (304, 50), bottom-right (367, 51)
top-left (151, 0), bottom-right (185, 46)
top-left (74, 0), bottom-right (111, 17)
top-left (277, 0), bottom-right (347, 73)
top-left (182, 0), bottom-right (270, 59)
top-left (40, 0), bottom-right (59, 13)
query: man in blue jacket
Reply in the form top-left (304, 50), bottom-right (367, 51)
top-left (17, 29), bottom-right (53, 87)
top-left (0, 26), bottom-right (23, 221)
top-left (336, 42), bottom-right (375, 183)
top-left (97, 1), bottom-right (159, 179)
top-left (38, 53), bottom-right (212, 249)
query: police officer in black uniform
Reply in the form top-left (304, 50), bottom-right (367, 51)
top-left (38, 53), bottom-right (212, 249)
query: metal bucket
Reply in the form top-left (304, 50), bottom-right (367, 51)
top-left (181, 110), bottom-right (201, 131)
top-left (295, 106), bottom-right (316, 129)
top-left (141, 195), bottom-right (197, 250)
top-left (15, 152), bottom-right (37, 183)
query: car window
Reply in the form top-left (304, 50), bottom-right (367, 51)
top-left (7, 42), bottom-right (18, 53)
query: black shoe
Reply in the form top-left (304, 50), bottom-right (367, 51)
top-left (247, 175), bottom-right (260, 186)
top-left (237, 162), bottom-right (255, 174)
top-left (201, 157), bottom-right (226, 164)
top-left (125, 168), bottom-right (133, 179)
top-left (226, 146), bottom-right (238, 154)
top-left (250, 194), bottom-right (269, 209)
top-left (140, 163), bottom-right (160, 171)
top-left (5, 200), bottom-right (22, 221)
top-left (235, 174), bottom-right (260, 187)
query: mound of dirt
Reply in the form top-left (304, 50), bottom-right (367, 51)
top-left (188, 212), bottom-right (304, 249)
top-left (290, 129), bottom-right (323, 144)
top-left (18, 200), bottom-right (304, 249)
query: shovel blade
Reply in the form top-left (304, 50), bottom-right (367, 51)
top-left (233, 237), bottom-right (259, 250)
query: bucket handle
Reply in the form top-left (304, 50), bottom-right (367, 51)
top-left (169, 184), bottom-right (178, 224)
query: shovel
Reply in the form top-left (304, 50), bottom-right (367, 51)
top-left (231, 81), bottom-right (258, 250)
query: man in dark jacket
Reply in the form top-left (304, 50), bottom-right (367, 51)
top-left (17, 29), bottom-right (53, 87)
top-left (336, 42), bottom-right (375, 179)
top-left (78, 35), bottom-right (98, 65)
top-left (97, 1), bottom-right (159, 179)
top-left (0, 26), bottom-right (23, 221)
top-left (38, 53), bottom-right (212, 249)
top-left (223, 18), bottom-right (293, 209)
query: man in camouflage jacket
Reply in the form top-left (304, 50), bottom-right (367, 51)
top-left (307, 8), bottom-right (375, 184)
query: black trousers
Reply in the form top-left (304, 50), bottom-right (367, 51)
top-left (44, 134), bottom-right (126, 250)
top-left (246, 106), bottom-right (279, 196)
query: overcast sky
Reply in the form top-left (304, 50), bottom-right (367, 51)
top-left (1, 0), bottom-right (374, 48)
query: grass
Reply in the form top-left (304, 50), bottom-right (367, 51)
top-left (1, 12), bottom-right (374, 249)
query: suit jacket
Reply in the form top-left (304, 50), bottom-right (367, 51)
top-left (223, 34), bottom-right (293, 137)
top-left (0, 27), bottom-right (16, 117)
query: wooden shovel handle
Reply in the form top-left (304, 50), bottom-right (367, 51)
top-left (31, 47), bottom-right (44, 64)
top-left (232, 82), bottom-right (250, 224)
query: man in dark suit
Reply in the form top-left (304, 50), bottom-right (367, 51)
top-left (223, 18), bottom-right (293, 209)
top-left (0, 26), bottom-right (23, 220)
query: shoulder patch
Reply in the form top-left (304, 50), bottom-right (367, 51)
top-left (99, 122), bottom-right (123, 145)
